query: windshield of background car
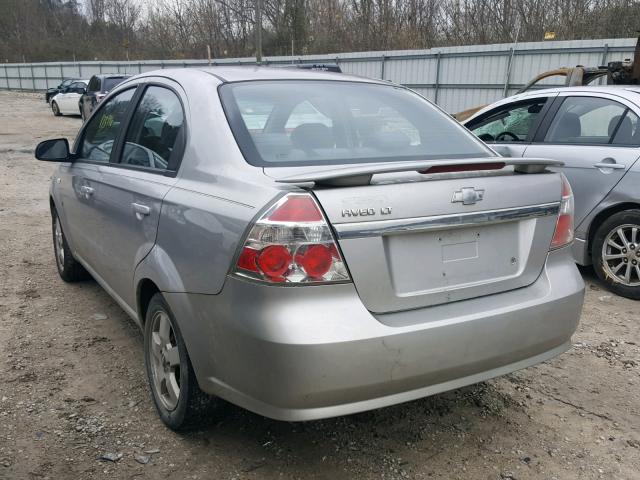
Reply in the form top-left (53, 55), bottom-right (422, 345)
top-left (219, 81), bottom-right (491, 166)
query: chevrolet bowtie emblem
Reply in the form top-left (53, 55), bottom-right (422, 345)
top-left (452, 187), bottom-right (485, 205)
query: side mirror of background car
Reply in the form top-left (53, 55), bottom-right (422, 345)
top-left (35, 138), bottom-right (71, 162)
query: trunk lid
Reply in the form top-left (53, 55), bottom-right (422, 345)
top-left (268, 163), bottom-right (562, 313)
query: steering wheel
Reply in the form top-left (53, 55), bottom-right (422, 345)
top-left (477, 133), bottom-right (495, 142)
top-left (495, 131), bottom-right (519, 142)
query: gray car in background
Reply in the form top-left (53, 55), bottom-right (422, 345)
top-left (464, 86), bottom-right (640, 299)
top-left (35, 68), bottom-right (584, 430)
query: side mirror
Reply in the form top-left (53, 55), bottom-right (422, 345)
top-left (35, 138), bottom-right (71, 162)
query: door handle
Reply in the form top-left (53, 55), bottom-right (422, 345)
top-left (594, 159), bottom-right (625, 171)
top-left (79, 185), bottom-right (94, 197)
top-left (132, 202), bottom-right (151, 219)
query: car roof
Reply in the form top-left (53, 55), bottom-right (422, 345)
top-left (92, 73), bottom-right (132, 79)
top-left (509, 85), bottom-right (640, 101)
top-left (463, 85), bottom-right (640, 123)
top-left (131, 66), bottom-right (386, 85)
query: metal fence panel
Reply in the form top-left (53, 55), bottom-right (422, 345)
top-left (1, 37), bottom-right (636, 112)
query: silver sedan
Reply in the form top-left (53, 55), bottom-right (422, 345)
top-left (464, 86), bottom-right (640, 299)
top-left (35, 67), bottom-right (584, 430)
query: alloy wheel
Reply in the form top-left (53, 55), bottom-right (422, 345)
top-left (54, 216), bottom-right (65, 269)
top-left (149, 310), bottom-right (182, 411)
top-left (601, 224), bottom-right (640, 287)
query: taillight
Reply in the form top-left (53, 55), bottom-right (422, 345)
top-left (233, 193), bottom-right (351, 284)
top-left (550, 173), bottom-right (574, 250)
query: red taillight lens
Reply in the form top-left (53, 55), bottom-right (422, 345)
top-left (266, 195), bottom-right (323, 222)
top-left (550, 174), bottom-right (574, 250)
top-left (233, 193), bottom-right (350, 284)
top-left (257, 245), bottom-right (292, 279)
top-left (237, 247), bottom-right (259, 272)
top-left (295, 244), bottom-right (333, 279)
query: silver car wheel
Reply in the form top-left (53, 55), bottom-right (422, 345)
top-left (54, 217), bottom-right (65, 268)
top-left (149, 310), bottom-right (182, 411)
top-left (601, 224), bottom-right (640, 287)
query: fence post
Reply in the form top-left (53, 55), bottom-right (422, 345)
top-left (138, 62), bottom-right (142, 73)
top-left (4, 64), bottom-right (9, 91)
top-left (380, 55), bottom-right (386, 80)
top-left (434, 52), bottom-right (442, 104)
top-left (78, 63), bottom-right (82, 78)
top-left (60, 63), bottom-right (64, 83)
top-left (503, 47), bottom-right (515, 97)
top-left (44, 64), bottom-right (48, 89)
top-left (17, 65), bottom-right (22, 91)
top-left (30, 63), bottom-right (36, 91)
top-left (601, 43), bottom-right (609, 66)
top-left (99, 62), bottom-right (103, 73)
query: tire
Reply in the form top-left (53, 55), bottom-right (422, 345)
top-left (51, 101), bottom-right (61, 117)
top-left (592, 209), bottom-right (640, 300)
top-left (144, 293), bottom-right (223, 431)
top-left (52, 209), bottom-right (89, 282)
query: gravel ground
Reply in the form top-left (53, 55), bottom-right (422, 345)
top-left (0, 90), bottom-right (639, 480)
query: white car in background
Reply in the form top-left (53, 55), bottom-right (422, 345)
top-left (50, 80), bottom-right (89, 117)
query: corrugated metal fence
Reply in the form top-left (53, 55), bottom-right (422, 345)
top-left (1, 38), bottom-right (637, 113)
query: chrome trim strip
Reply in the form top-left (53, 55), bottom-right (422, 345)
top-left (333, 203), bottom-right (560, 239)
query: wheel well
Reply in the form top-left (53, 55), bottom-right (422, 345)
top-left (138, 279), bottom-right (160, 325)
top-left (587, 202), bottom-right (640, 256)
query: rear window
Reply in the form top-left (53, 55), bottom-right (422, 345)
top-left (103, 77), bottom-right (127, 92)
top-left (219, 81), bottom-right (491, 166)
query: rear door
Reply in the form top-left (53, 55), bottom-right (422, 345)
top-left (82, 83), bottom-right (185, 308)
top-left (524, 93), bottom-right (640, 228)
top-left (466, 94), bottom-right (556, 158)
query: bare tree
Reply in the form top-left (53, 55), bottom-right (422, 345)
top-left (1, 0), bottom-right (639, 63)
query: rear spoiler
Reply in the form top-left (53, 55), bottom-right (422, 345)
top-left (274, 158), bottom-right (564, 187)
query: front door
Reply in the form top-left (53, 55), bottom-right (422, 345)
top-left (63, 87), bottom-right (138, 278)
top-left (466, 95), bottom-right (556, 158)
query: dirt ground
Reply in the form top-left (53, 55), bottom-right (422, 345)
top-left (0, 90), bottom-right (639, 480)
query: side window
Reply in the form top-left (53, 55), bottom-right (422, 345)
top-left (545, 96), bottom-right (626, 144)
top-left (120, 86), bottom-right (184, 171)
top-left (469, 99), bottom-right (547, 143)
top-left (79, 88), bottom-right (136, 162)
top-left (612, 110), bottom-right (640, 146)
top-left (70, 82), bottom-right (86, 93)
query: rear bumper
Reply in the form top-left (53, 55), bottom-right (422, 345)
top-left (165, 246), bottom-right (584, 421)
